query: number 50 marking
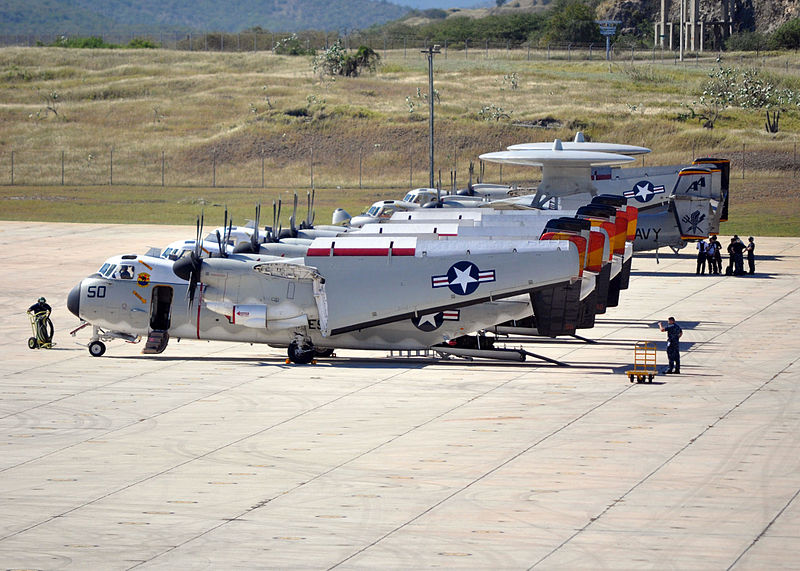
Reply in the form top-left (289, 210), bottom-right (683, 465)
top-left (87, 285), bottom-right (107, 298)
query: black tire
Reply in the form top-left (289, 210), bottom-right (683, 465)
top-left (88, 341), bottom-right (106, 357)
top-left (648, 375), bottom-right (654, 383)
top-left (629, 374), bottom-right (634, 383)
top-left (28, 337), bottom-right (38, 349)
top-left (288, 340), bottom-right (315, 365)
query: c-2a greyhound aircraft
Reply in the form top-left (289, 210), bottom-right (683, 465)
top-left (67, 230), bottom-right (581, 363)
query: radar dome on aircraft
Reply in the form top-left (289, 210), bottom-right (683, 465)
top-left (507, 132), bottom-right (650, 156)
top-left (479, 139), bottom-right (636, 206)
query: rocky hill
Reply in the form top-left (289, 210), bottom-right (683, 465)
top-left (596, 0), bottom-right (800, 34)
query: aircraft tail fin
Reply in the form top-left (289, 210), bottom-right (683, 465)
top-left (693, 157), bottom-right (730, 222)
top-left (673, 196), bottom-right (713, 240)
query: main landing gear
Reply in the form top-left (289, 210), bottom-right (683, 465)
top-left (287, 339), bottom-right (316, 365)
top-left (286, 339), bottom-right (335, 364)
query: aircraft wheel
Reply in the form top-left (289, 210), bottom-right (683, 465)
top-left (28, 337), bottom-right (38, 349)
top-left (88, 341), bottom-right (106, 357)
top-left (648, 375), bottom-right (654, 383)
top-left (628, 374), bottom-right (634, 383)
top-left (314, 348), bottom-right (335, 358)
top-left (288, 340), bottom-right (315, 365)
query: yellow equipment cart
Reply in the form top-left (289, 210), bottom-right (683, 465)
top-left (626, 341), bottom-right (657, 383)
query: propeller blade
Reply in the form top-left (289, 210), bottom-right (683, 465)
top-left (253, 203), bottom-right (260, 245)
top-left (216, 229), bottom-right (223, 258)
top-left (276, 198), bottom-right (283, 238)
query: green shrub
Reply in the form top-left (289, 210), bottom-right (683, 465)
top-left (50, 36), bottom-right (118, 49)
top-left (725, 31), bottom-right (769, 52)
top-left (274, 34), bottom-right (315, 56)
top-left (769, 18), bottom-right (800, 50)
top-left (127, 38), bottom-right (158, 49)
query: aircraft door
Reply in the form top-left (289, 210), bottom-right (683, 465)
top-left (150, 286), bottom-right (174, 331)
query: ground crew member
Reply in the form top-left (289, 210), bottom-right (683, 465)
top-left (696, 239), bottom-right (707, 275)
top-left (658, 316), bottom-right (682, 374)
top-left (27, 296), bottom-right (53, 346)
top-left (712, 236), bottom-right (722, 274)
top-left (707, 235), bottom-right (720, 274)
top-left (730, 235), bottom-right (746, 276)
top-left (745, 236), bottom-right (756, 274)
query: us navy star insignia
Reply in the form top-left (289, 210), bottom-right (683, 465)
top-left (431, 261), bottom-right (496, 296)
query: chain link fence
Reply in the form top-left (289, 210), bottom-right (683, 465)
top-left (3, 141), bottom-right (798, 190)
top-left (0, 31), bottom-right (720, 63)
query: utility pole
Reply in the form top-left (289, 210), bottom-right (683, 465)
top-left (679, 0), bottom-right (685, 61)
top-left (422, 45), bottom-right (440, 189)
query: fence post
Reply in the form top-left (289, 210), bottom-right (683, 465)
top-left (161, 151), bottom-right (165, 187)
top-left (409, 155), bottom-right (413, 189)
top-left (261, 151), bottom-right (265, 188)
top-left (61, 150), bottom-right (65, 185)
top-left (10, 150), bottom-right (14, 185)
top-left (359, 146), bottom-right (363, 189)
top-left (109, 147), bottom-right (113, 185)
top-left (212, 149), bottom-right (216, 187)
top-left (741, 143), bottom-right (745, 179)
top-left (310, 146), bottom-right (314, 189)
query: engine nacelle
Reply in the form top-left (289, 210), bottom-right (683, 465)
top-left (205, 302), bottom-right (309, 330)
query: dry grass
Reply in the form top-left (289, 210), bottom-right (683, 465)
top-left (0, 46), bottom-right (798, 236)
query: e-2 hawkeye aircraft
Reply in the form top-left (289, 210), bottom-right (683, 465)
top-left (67, 232), bottom-right (582, 363)
top-left (478, 140), bottom-right (725, 252)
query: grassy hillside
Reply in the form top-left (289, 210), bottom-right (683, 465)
top-left (0, 46), bottom-right (798, 236)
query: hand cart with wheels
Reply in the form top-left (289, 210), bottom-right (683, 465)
top-left (27, 310), bottom-right (54, 349)
top-left (626, 341), bottom-right (656, 383)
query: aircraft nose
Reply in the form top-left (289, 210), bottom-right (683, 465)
top-left (67, 281), bottom-right (82, 318)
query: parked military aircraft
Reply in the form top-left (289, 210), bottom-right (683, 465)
top-left (478, 143), bottom-right (723, 252)
top-left (67, 231), bottom-right (583, 363)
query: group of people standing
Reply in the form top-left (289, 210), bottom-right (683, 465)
top-left (696, 235), bottom-right (755, 276)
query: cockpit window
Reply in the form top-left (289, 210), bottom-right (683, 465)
top-left (102, 264), bottom-right (117, 277)
top-left (367, 206), bottom-right (379, 217)
top-left (403, 193), bottom-right (414, 203)
top-left (98, 263), bottom-right (110, 275)
top-left (379, 206), bottom-right (394, 218)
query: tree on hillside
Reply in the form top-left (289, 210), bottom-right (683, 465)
top-left (770, 18), bottom-right (800, 50)
top-left (544, 0), bottom-right (602, 45)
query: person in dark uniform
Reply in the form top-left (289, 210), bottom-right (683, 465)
top-left (745, 236), bottom-right (756, 274)
top-left (27, 296), bottom-right (53, 346)
top-left (706, 236), bottom-right (722, 274)
top-left (695, 239), bottom-right (707, 275)
top-left (659, 316), bottom-right (683, 374)
top-left (730, 235), bottom-right (746, 275)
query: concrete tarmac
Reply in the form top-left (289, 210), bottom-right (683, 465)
top-left (1, 221), bottom-right (799, 570)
